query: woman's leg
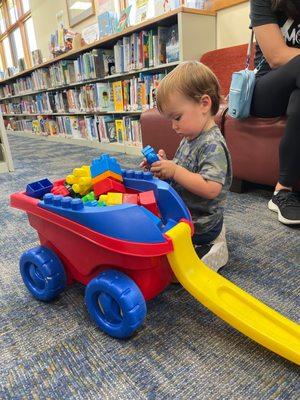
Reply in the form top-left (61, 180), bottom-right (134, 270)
top-left (251, 55), bottom-right (300, 187)
top-left (251, 56), bottom-right (300, 224)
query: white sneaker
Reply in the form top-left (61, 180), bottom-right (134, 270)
top-left (201, 225), bottom-right (229, 272)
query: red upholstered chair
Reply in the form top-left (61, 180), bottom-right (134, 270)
top-left (200, 44), bottom-right (287, 189)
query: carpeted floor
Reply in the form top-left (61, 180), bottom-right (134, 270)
top-left (1, 134), bottom-right (299, 400)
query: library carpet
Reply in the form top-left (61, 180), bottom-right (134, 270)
top-left (0, 134), bottom-right (299, 400)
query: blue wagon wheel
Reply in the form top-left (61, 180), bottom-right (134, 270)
top-left (20, 246), bottom-right (67, 302)
top-left (85, 269), bottom-right (147, 339)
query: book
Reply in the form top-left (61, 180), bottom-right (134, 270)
top-left (105, 117), bottom-right (117, 142)
top-left (98, 11), bottom-right (117, 37)
top-left (32, 119), bottom-right (41, 135)
top-left (112, 81), bottom-right (124, 112)
top-left (115, 119), bottom-right (124, 143)
top-left (96, 82), bottom-right (112, 111)
top-left (166, 25), bottom-right (179, 63)
top-left (157, 26), bottom-right (168, 64)
top-left (116, 5), bottom-right (131, 33)
top-left (81, 23), bottom-right (99, 44)
top-left (135, 0), bottom-right (149, 24)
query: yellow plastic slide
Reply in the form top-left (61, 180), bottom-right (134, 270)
top-left (165, 222), bottom-right (300, 365)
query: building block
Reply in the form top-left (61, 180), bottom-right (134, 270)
top-left (82, 191), bottom-right (96, 203)
top-left (26, 178), bottom-right (53, 198)
top-left (100, 192), bottom-right (123, 206)
top-left (66, 165), bottom-right (92, 196)
top-left (85, 200), bottom-right (99, 207)
top-left (123, 193), bottom-right (138, 204)
top-left (90, 154), bottom-right (123, 178)
top-left (141, 145), bottom-right (159, 165)
top-left (92, 170), bottom-right (123, 185)
top-left (138, 190), bottom-right (160, 216)
top-left (51, 184), bottom-right (70, 197)
top-left (93, 177), bottom-right (125, 197)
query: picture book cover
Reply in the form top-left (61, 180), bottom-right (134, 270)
top-left (135, 0), bottom-right (149, 24)
top-left (166, 24), bottom-right (179, 63)
top-left (105, 118), bottom-right (117, 142)
top-left (157, 26), bottom-right (168, 64)
top-left (112, 81), bottom-right (124, 112)
top-left (116, 5), bottom-right (131, 33)
top-left (115, 119), bottom-right (124, 143)
top-left (98, 11), bottom-right (117, 37)
top-left (96, 82), bottom-right (112, 111)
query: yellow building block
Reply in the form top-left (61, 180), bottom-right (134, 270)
top-left (65, 165), bottom-right (92, 195)
top-left (99, 192), bottom-right (123, 206)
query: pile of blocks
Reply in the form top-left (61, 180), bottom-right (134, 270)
top-left (26, 154), bottom-right (160, 217)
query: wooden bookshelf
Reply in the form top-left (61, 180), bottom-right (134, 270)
top-left (0, 8), bottom-right (216, 154)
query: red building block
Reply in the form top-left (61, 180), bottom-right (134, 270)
top-left (138, 190), bottom-right (160, 216)
top-left (93, 178), bottom-right (125, 197)
top-left (51, 184), bottom-right (70, 197)
top-left (123, 193), bottom-right (138, 204)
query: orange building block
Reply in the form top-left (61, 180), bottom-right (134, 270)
top-left (93, 177), bottom-right (126, 197)
top-left (92, 170), bottom-right (123, 185)
top-left (138, 190), bottom-right (160, 216)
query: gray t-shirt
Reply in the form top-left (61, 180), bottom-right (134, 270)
top-left (172, 125), bottom-right (232, 236)
top-left (250, 0), bottom-right (300, 77)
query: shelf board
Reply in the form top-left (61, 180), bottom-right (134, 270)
top-left (0, 61), bottom-right (179, 101)
top-left (2, 111), bottom-right (143, 117)
top-left (8, 130), bottom-right (142, 156)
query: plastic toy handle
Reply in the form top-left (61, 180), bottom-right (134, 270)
top-left (165, 222), bottom-right (300, 365)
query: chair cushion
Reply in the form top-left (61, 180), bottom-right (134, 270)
top-left (224, 115), bottom-right (286, 186)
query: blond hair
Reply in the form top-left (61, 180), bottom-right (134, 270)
top-left (156, 61), bottom-right (220, 115)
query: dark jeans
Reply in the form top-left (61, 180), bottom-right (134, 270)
top-left (192, 218), bottom-right (223, 246)
top-left (251, 55), bottom-right (300, 187)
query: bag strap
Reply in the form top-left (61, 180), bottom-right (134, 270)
top-left (245, 30), bottom-right (254, 69)
top-left (245, 29), bottom-right (265, 72)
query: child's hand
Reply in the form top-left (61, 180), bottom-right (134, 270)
top-left (158, 149), bottom-right (167, 160)
top-left (150, 160), bottom-right (177, 180)
top-left (139, 149), bottom-right (167, 171)
top-left (139, 158), bottom-right (149, 171)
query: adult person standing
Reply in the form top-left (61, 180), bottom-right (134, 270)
top-left (250, 0), bottom-right (300, 225)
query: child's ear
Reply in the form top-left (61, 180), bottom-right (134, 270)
top-left (199, 94), bottom-right (212, 111)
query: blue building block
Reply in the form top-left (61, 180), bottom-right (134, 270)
top-left (141, 145), bottom-right (159, 165)
top-left (90, 154), bottom-right (123, 178)
top-left (39, 193), bottom-right (167, 244)
top-left (26, 178), bottom-right (53, 198)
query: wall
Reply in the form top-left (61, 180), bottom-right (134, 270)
top-left (30, 0), bottom-right (98, 61)
top-left (216, 2), bottom-right (250, 48)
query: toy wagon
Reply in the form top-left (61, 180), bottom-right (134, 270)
top-left (10, 154), bottom-right (300, 365)
top-left (10, 156), bottom-right (192, 339)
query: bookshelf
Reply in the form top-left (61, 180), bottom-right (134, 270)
top-left (0, 7), bottom-right (216, 155)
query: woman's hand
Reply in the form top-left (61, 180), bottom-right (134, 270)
top-left (150, 160), bottom-right (177, 180)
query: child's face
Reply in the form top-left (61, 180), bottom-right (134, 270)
top-left (163, 91), bottom-right (214, 140)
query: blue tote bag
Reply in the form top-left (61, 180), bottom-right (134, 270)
top-left (228, 31), bottom-right (264, 119)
